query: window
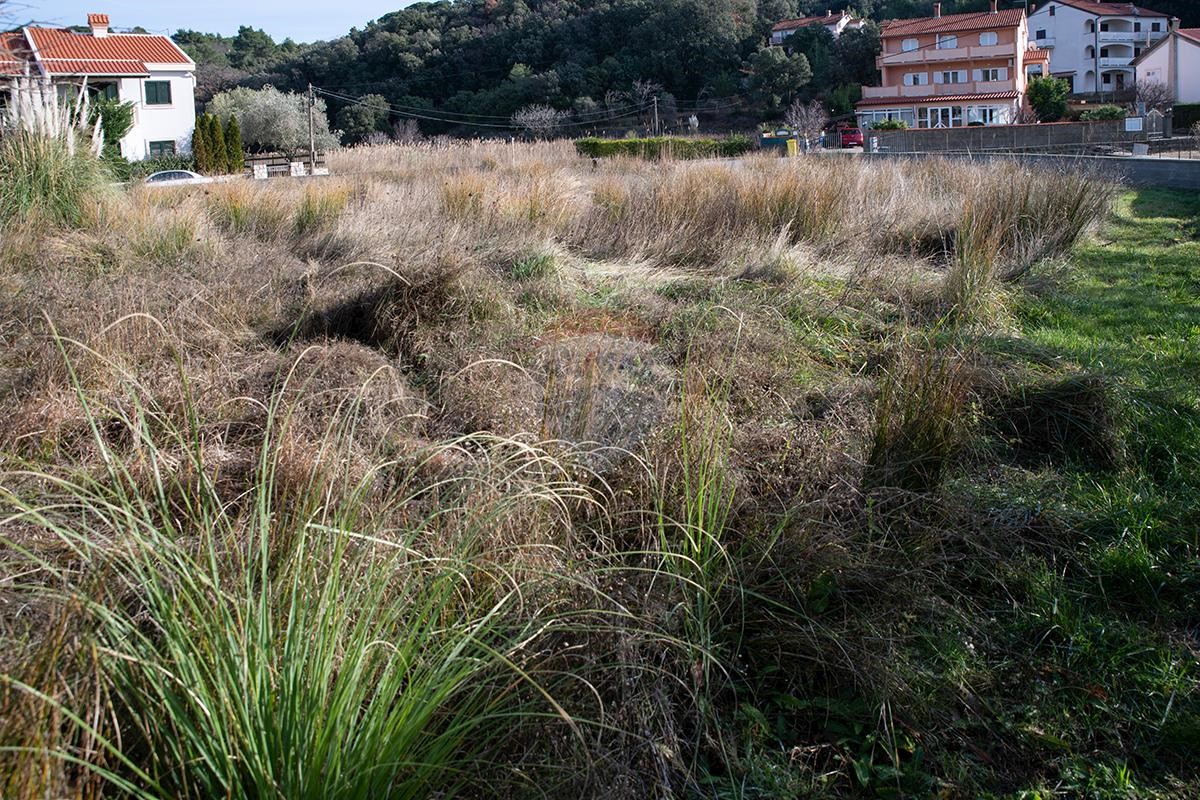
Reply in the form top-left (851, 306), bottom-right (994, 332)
top-left (1100, 22), bottom-right (1110, 32)
top-left (903, 72), bottom-right (929, 86)
top-left (1049, 5), bottom-right (1055, 15)
top-left (1036, 29), bottom-right (1046, 40)
top-left (148, 140), bottom-right (176, 157)
top-left (1100, 47), bottom-right (1109, 57)
top-left (1134, 22), bottom-right (1141, 32)
top-left (966, 106), bottom-right (1001, 125)
top-left (902, 38), bottom-right (918, 52)
top-left (980, 31), bottom-right (998, 46)
top-left (144, 80), bottom-right (171, 105)
top-left (936, 34), bottom-right (958, 49)
top-left (1152, 22), bottom-right (1161, 32)
top-left (935, 70), bottom-right (967, 84)
top-left (918, 106), bottom-right (964, 128)
top-left (973, 67), bottom-right (1007, 82)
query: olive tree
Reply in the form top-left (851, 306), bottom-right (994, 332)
top-left (208, 85), bottom-right (339, 157)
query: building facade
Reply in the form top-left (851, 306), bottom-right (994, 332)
top-left (1, 14), bottom-right (196, 160)
top-left (856, 2), bottom-right (1049, 130)
top-left (1133, 28), bottom-right (1200, 104)
top-left (771, 11), bottom-right (866, 45)
top-left (1026, 1), bottom-right (1176, 94)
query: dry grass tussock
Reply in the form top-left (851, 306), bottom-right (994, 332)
top-left (0, 143), bottom-right (1132, 798)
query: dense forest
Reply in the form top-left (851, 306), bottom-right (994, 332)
top-left (173, 0), bottom-right (1200, 138)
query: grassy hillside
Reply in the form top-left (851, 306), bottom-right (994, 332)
top-left (0, 144), bottom-right (1197, 798)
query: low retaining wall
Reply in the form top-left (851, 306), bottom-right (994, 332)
top-left (864, 151), bottom-right (1200, 191)
top-left (870, 119), bottom-right (1146, 155)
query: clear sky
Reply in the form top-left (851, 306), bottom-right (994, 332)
top-left (20, 0), bottom-right (408, 42)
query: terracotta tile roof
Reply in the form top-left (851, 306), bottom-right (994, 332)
top-left (772, 13), bottom-right (855, 32)
top-left (1048, 0), bottom-right (1171, 17)
top-left (881, 8), bottom-right (1024, 37)
top-left (1025, 46), bottom-right (1052, 59)
top-left (1178, 28), bottom-right (1200, 44)
top-left (24, 26), bottom-right (192, 76)
top-left (0, 31), bottom-right (32, 76)
top-left (856, 90), bottom-right (1020, 107)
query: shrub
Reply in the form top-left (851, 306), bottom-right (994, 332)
top-left (225, 115), bottom-right (246, 174)
top-left (1079, 104), bottom-right (1126, 121)
top-left (574, 135), bottom-right (754, 160)
top-left (1172, 103), bottom-right (1200, 131)
top-left (1027, 76), bottom-right (1071, 122)
top-left (871, 118), bottom-right (908, 130)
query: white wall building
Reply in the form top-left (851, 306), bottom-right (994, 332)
top-left (771, 11), bottom-right (866, 45)
top-left (1133, 28), bottom-right (1200, 104)
top-left (1027, 0), bottom-right (1177, 94)
top-left (2, 13), bottom-right (196, 160)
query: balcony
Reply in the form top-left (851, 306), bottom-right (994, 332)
top-left (877, 43), bottom-right (1013, 66)
top-left (1099, 56), bottom-right (1133, 68)
top-left (1098, 30), bottom-right (1138, 43)
top-left (1034, 36), bottom-right (1055, 48)
top-left (862, 79), bottom-right (1017, 99)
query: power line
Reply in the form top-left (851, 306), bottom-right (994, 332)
top-left (317, 87), bottom-right (649, 130)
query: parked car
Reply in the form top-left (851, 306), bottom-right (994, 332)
top-left (834, 127), bottom-right (864, 148)
top-left (144, 170), bottom-right (212, 186)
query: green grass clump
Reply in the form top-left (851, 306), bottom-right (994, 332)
top-left (0, 360), bottom-right (588, 799)
top-left (0, 132), bottom-right (109, 227)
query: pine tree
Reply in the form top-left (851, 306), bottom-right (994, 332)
top-left (191, 115), bottom-right (210, 173)
top-left (224, 115), bottom-right (245, 175)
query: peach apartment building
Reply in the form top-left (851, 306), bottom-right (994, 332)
top-left (856, 1), bottom-right (1050, 129)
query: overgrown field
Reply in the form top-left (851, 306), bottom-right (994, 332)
top-left (1, 140), bottom-right (1197, 798)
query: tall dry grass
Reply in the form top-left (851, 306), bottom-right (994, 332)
top-left (0, 143), bottom-right (1121, 797)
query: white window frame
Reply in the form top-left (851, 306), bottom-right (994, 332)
top-left (902, 38), bottom-right (918, 52)
top-left (936, 34), bottom-right (958, 49)
top-left (979, 31), bottom-right (998, 46)
top-left (903, 72), bottom-right (930, 86)
top-left (973, 67), bottom-right (1007, 82)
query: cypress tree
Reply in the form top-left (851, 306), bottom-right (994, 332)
top-left (191, 115), bottom-right (210, 173)
top-left (207, 115), bottom-right (228, 174)
top-left (225, 115), bottom-right (245, 175)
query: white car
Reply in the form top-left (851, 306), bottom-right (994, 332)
top-left (144, 170), bottom-right (213, 186)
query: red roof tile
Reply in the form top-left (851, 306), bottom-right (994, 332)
top-left (856, 90), bottom-right (1020, 107)
top-left (1178, 28), bottom-right (1200, 44)
top-left (1048, 0), bottom-right (1171, 17)
top-left (0, 31), bottom-right (31, 75)
top-left (24, 26), bottom-right (191, 76)
top-left (881, 8), bottom-right (1024, 37)
top-left (772, 13), bottom-right (856, 32)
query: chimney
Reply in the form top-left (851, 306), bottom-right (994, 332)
top-left (990, 0), bottom-right (998, 12)
top-left (933, 3), bottom-right (942, 18)
top-left (87, 13), bottom-right (110, 38)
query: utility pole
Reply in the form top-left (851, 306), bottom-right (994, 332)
top-left (307, 83), bottom-right (316, 175)
top-left (652, 96), bottom-right (660, 136)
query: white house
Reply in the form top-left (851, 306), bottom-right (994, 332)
top-left (1133, 28), bottom-right (1200, 103)
top-left (1, 13), bottom-right (196, 160)
top-left (771, 11), bottom-right (867, 45)
top-left (1026, 0), bottom-right (1177, 94)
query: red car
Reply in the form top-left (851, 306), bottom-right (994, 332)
top-left (834, 126), bottom-right (864, 148)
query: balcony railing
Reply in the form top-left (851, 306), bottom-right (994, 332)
top-left (1099, 56), bottom-right (1133, 68)
top-left (1034, 36), bottom-right (1055, 48)
top-left (877, 43), bottom-right (1013, 66)
top-left (862, 79), bottom-right (1017, 99)
top-left (1098, 30), bottom-right (1138, 42)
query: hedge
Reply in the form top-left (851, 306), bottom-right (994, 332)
top-left (1078, 104), bottom-right (1126, 121)
top-left (1173, 104), bottom-right (1200, 132)
top-left (574, 135), bottom-right (755, 160)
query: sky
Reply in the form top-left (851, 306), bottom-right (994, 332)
top-left (18, 0), bottom-right (408, 42)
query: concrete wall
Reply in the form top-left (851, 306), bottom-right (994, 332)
top-left (865, 150), bottom-right (1200, 191)
top-left (870, 119), bottom-right (1144, 153)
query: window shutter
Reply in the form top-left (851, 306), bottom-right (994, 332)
top-left (934, 71), bottom-right (944, 84)
top-left (998, 67), bottom-right (1008, 80)
top-left (973, 69), bottom-right (982, 81)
